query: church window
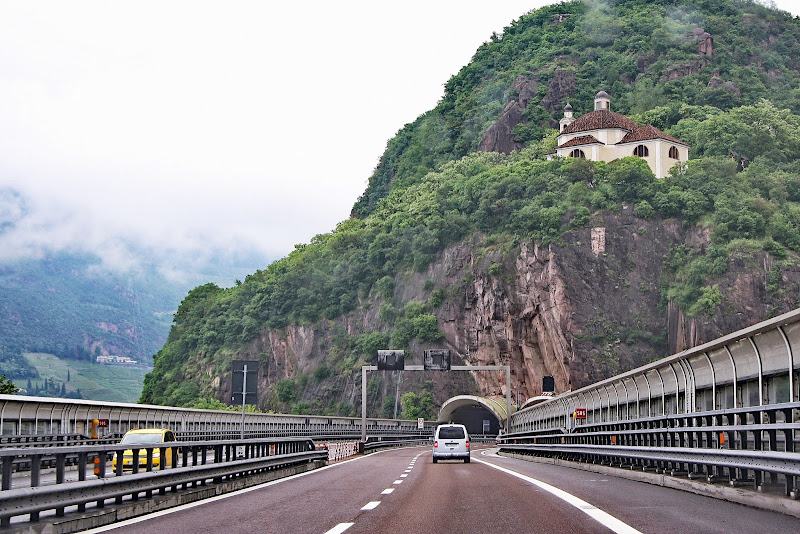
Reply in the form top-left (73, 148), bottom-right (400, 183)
top-left (569, 149), bottom-right (585, 158)
top-left (669, 146), bottom-right (679, 159)
top-left (633, 145), bottom-right (649, 157)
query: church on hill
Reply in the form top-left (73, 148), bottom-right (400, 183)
top-left (548, 91), bottom-right (689, 178)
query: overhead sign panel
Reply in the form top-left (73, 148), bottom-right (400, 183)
top-left (423, 349), bottom-right (451, 371)
top-left (377, 350), bottom-right (405, 371)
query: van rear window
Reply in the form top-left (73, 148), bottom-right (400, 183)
top-left (438, 427), bottom-right (465, 439)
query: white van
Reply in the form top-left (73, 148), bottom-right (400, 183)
top-left (432, 424), bottom-right (470, 463)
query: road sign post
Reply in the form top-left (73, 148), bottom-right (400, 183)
top-left (232, 361), bottom-right (259, 439)
top-left (362, 353), bottom-right (513, 439)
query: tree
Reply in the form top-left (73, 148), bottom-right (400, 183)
top-left (275, 379), bottom-right (296, 403)
top-left (0, 374), bottom-right (19, 394)
top-left (400, 390), bottom-right (435, 420)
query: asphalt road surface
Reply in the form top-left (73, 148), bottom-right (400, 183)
top-left (85, 445), bottom-right (800, 534)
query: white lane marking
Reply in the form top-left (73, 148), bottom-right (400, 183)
top-left (82, 445), bottom-right (426, 533)
top-left (474, 459), bottom-right (643, 534)
top-left (393, 479), bottom-right (403, 484)
top-left (325, 523), bottom-right (354, 534)
top-left (400, 474), bottom-right (408, 478)
top-left (381, 488), bottom-right (395, 495)
top-left (361, 501), bottom-right (381, 511)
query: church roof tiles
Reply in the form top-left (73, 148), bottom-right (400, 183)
top-left (561, 110), bottom-right (638, 134)
top-left (619, 124), bottom-right (688, 146)
top-left (557, 135), bottom-right (601, 149)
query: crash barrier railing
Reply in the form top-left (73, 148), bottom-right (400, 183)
top-left (500, 401), bottom-right (800, 496)
top-left (324, 440), bottom-right (360, 462)
top-left (0, 394), bottom-right (437, 440)
top-left (0, 434), bottom-right (109, 447)
top-left (503, 308), bottom-right (800, 499)
top-left (363, 437), bottom-right (431, 452)
top-left (0, 436), bottom-right (324, 527)
top-left (469, 434), bottom-right (499, 442)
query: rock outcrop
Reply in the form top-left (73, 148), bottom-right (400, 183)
top-left (478, 76), bottom-right (537, 154)
top-left (479, 70), bottom-right (576, 154)
top-left (208, 211), bottom-right (800, 410)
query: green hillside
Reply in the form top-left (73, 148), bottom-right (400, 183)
top-left (22, 353), bottom-right (149, 403)
top-left (0, 252), bottom-right (178, 379)
top-left (141, 0), bottom-right (800, 411)
top-left (353, 0), bottom-right (800, 216)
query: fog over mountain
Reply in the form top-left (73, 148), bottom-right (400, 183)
top-left (0, 0), bottom-right (562, 280)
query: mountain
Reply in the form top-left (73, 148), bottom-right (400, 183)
top-left (140, 0), bottom-right (800, 418)
top-left (0, 249), bottom-right (265, 395)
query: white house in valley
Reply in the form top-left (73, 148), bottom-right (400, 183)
top-left (548, 91), bottom-right (690, 178)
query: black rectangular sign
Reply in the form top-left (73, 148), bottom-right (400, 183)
top-left (542, 375), bottom-right (555, 393)
top-left (377, 350), bottom-right (405, 371)
top-left (423, 349), bottom-right (451, 371)
top-left (231, 360), bottom-right (259, 405)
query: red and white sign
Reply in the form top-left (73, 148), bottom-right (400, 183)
top-left (97, 419), bottom-right (109, 428)
top-left (574, 408), bottom-right (587, 419)
top-left (417, 418), bottom-right (424, 429)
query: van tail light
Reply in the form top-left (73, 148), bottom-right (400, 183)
top-left (466, 440), bottom-right (470, 449)
top-left (434, 440), bottom-right (438, 449)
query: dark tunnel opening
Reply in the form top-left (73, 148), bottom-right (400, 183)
top-left (443, 404), bottom-right (501, 436)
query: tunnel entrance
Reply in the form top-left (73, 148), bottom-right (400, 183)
top-left (437, 395), bottom-right (509, 436)
top-left (447, 404), bottom-right (501, 436)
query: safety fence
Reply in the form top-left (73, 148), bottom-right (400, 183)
top-left (324, 440), bottom-right (360, 462)
top-left (0, 395), bottom-right (437, 440)
top-left (502, 308), bottom-right (800, 499)
top-left (0, 436), bottom-right (325, 528)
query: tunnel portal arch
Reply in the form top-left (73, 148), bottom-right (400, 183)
top-left (437, 395), bottom-right (512, 436)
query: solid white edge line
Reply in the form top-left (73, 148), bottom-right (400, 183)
top-left (474, 458), bottom-right (643, 534)
top-left (324, 522), bottom-right (354, 534)
top-left (361, 501), bottom-right (381, 511)
top-left (82, 445), bottom-right (425, 533)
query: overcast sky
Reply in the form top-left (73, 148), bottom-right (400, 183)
top-left (1, 0), bottom-right (798, 277)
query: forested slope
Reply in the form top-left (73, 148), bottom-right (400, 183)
top-left (141, 0), bottom-right (800, 417)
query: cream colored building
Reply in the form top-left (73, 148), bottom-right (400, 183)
top-left (548, 91), bottom-right (689, 178)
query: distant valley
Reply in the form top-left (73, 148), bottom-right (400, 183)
top-left (0, 249), bottom-right (269, 401)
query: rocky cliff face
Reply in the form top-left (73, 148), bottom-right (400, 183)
top-left (206, 210), bottom-right (800, 411)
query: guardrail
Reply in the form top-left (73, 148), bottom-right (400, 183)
top-left (502, 308), bottom-right (800, 500)
top-left (0, 395), bottom-right (437, 439)
top-left (363, 438), bottom-right (431, 452)
top-left (0, 436), bottom-right (324, 528)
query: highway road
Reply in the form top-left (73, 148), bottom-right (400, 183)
top-left (84, 445), bottom-right (799, 534)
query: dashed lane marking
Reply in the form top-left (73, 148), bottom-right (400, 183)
top-left (474, 458), bottom-right (643, 534)
top-left (381, 488), bottom-right (395, 495)
top-left (83, 445), bottom-right (425, 534)
top-left (324, 523), bottom-right (354, 534)
top-left (392, 479), bottom-right (403, 484)
top-left (361, 501), bottom-right (381, 511)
